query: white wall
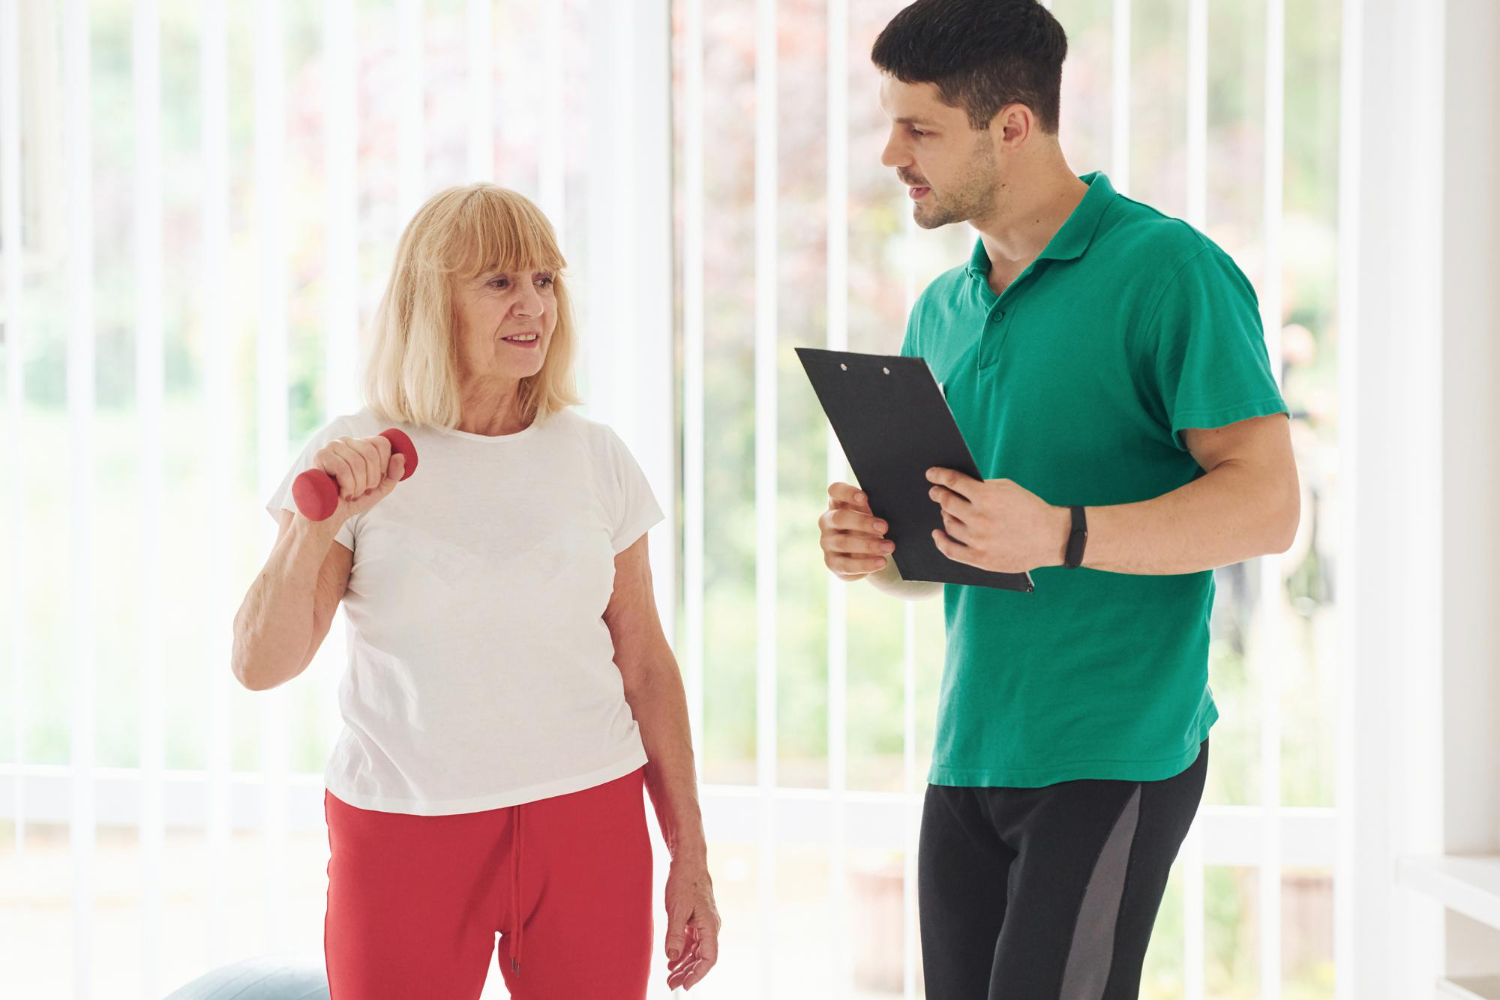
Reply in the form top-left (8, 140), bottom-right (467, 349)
top-left (1439, 0), bottom-right (1500, 976)
top-left (1439, 0), bottom-right (1500, 860)
top-left (1340, 0), bottom-right (1500, 994)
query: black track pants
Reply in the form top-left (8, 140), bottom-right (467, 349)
top-left (917, 739), bottom-right (1208, 1000)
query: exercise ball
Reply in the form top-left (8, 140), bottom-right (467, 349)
top-left (163, 955), bottom-right (329, 1000)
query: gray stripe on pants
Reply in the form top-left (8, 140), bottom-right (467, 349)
top-left (1060, 785), bottom-right (1143, 999)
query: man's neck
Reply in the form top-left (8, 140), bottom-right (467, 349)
top-left (971, 165), bottom-right (1089, 296)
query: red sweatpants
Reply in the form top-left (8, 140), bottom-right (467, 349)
top-left (324, 767), bottom-right (653, 1000)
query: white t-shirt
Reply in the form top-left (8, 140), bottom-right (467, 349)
top-left (264, 405), bottom-right (664, 815)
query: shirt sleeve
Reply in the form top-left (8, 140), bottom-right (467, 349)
top-left (602, 427), bottom-right (666, 554)
top-left (1144, 245), bottom-right (1289, 451)
top-left (264, 416), bottom-right (359, 551)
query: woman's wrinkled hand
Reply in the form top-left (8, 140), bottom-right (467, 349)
top-left (663, 857), bottom-right (721, 990)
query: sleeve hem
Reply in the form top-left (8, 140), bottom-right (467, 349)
top-left (1171, 397), bottom-right (1290, 445)
top-left (265, 501), bottom-right (357, 550)
top-left (610, 510), bottom-right (665, 555)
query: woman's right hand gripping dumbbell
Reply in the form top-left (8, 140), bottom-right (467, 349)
top-left (232, 429), bottom-right (414, 693)
top-left (294, 429), bottom-right (416, 522)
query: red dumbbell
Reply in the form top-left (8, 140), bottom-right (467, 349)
top-left (292, 428), bottom-right (419, 522)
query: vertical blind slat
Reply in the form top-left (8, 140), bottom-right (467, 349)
top-left (321, 0), bottom-right (359, 765)
top-left (199, 0), bottom-right (233, 966)
top-left (1333, 0), bottom-right (1365, 994)
top-left (253, 0), bottom-right (290, 953)
top-left (539, 0), bottom-right (566, 246)
top-left (397, 0), bottom-right (424, 220)
top-left (825, 0), bottom-right (850, 993)
top-left (465, 0), bottom-right (493, 182)
top-left (1183, 2), bottom-right (1209, 995)
top-left (132, 1), bottom-right (166, 994)
top-left (63, 1), bottom-right (97, 994)
top-left (682, 0), bottom-right (706, 763)
top-left (899, 222), bottom-right (920, 1000)
top-left (1111, 0), bottom-right (1132, 195)
top-left (1, 0), bottom-right (27, 875)
top-left (1259, 0), bottom-right (1288, 989)
top-left (754, 0), bottom-right (779, 992)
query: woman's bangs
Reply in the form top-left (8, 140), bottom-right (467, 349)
top-left (455, 190), bottom-right (565, 279)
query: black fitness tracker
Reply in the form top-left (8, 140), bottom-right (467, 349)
top-left (1064, 505), bottom-right (1088, 569)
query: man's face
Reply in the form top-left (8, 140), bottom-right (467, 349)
top-left (878, 76), bottom-right (999, 230)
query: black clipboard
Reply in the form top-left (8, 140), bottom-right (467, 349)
top-left (796, 347), bottom-right (1035, 593)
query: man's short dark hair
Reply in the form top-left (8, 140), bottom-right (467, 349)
top-left (872, 0), bottom-right (1068, 134)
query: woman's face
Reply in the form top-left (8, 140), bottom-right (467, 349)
top-left (453, 266), bottom-right (559, 383)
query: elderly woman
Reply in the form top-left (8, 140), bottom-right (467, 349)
top-left (232, 185), bottom-right (720, 999)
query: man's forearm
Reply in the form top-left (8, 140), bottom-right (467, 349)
top-left (865, 555), bottom-right (943, 600)
top-left (1073, 462), bottom-right (1298, 575)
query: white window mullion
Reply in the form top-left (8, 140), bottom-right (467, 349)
top-left (321, 0), bottom-right (358, 759)
top-left (1259, 0), bottom-right (1287, 995)
top-left (132, 1), bottom-right (165, 995)
top-left (627, 0), bottom-right (675, 700)
top-left (825, 0), bottom-right (850, 993)
top-left (583, 0), bottom-right (615, 421)
top-left (754, 0), bottom-right (778, 993)
top-left (899, 216), bottom-right (920, 1000)
top-left (63, 1), bottom-right (97, 995)
top-left (1183, 1), bottom-right (1208, 996)
top-left (0, 770), bottom-right (1344, 863)
top-left (538, 0), bottom-right (566, 248)
top-left (323, 0), bottom-right (357, 419)
top-left (902, 602), bottom-right (919, 1000)
top-left (1186, 0), bottom-right (1207, 233)
top-left (609, 0), bottom-right (639, 453)
top-left (682, 0), bottom-right (705, 761)
top-left (397, 0), bottom-right (424, 219)
top-left (199, 0), bottom-right (233, 965)
top-left (1111, 0), bottom-right (1132, 195)
top-left (1260, 0), bottom-right (1287, 383)
top-left (1, 0), bottom-right (26, 876)
top-left (464, 0), bottom-right (492, 182)
top-left (1333, 1), bottom-right (1364, 996)
top-left (254, 0), bottom-right (290, 953)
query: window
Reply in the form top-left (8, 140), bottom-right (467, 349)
top-left (671, 0), bottom-right (1342, 996)
top-left (1, 0), bottom-right (1345, 997)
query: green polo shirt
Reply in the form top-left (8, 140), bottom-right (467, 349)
top-left (902, 171), bottom-right (1287, 787)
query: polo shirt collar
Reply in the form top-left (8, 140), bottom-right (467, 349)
top-left (963, 171), bottom-right (1118, 279)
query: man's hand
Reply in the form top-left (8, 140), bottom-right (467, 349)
top-left (925, 467), bottom-right (1070, 574)
top-left (819, 482), bottom-right (896, 580)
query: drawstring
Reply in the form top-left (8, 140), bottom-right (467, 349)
top-left (509, 803), bottom-right (524, 973)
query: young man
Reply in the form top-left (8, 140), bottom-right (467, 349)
top-left (816, 1), bottom-right (1299, 997)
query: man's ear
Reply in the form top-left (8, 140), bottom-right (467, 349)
top-left (991, 102), bottom-right (1035, 148)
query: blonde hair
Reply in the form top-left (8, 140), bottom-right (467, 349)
top-left (362, 184), bottom-right (581, 428)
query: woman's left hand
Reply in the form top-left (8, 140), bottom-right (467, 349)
top-left (663, 857), bottom-right (721, 990)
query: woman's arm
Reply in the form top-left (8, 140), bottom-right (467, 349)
top-left (234, 433), bottom-right (403, 691)
top-left (231, 510), bottom-right (351, 691)
top-left (604, 533), bottom-right (720, 990)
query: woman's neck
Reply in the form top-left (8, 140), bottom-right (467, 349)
top-left (455, 376), bottom-right (530, 436)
